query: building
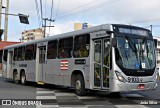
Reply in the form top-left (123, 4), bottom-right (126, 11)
top-left (153, 37), bottom-right (160, 63)
top-left (74, 23), bottom-right (92, 31)
top-left (153, 36), bottom-right (160, 76)
top-left (21, 28), bottom-right (44, 43)
top-left (0, 41), bottom-right (20, 71)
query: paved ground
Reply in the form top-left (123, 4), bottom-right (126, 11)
top-left (0, 74), bottom-right (160, 108)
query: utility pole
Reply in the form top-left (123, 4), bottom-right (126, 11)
top-left (150, 25), bottom-right (152, 33)
top-left (4, 0), bottom-right (9, 41)
top-left (42, 18), bottom-right (54, 38)
top-left (0, 0), bottom-right (2, 30)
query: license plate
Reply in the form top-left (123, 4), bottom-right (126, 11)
top-left (128, 77), bottom-right (142, 83)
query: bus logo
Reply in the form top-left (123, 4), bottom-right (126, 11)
top-left (60, 60), bottom-right (68, 70)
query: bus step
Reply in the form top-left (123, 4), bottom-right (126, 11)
top-left (37, 81), bottom-right (45, 85)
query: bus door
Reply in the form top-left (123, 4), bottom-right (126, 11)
top-left (37, 46), bottom-right (46, 82)
top-left (8, 51), bottom-right (13, 78)
top-left (93, 38), bottom-right (110, 89)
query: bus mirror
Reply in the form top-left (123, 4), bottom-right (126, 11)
top-left (106, 31), bottom-right (114, 34)
top-left (112, 38), bottom-right (117, 48)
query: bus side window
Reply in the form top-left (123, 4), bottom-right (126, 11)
top-left (34, 44), bottom-right (37, 60)
top-left (3, 50), bottom-right (8, 62)
top-left (47, 40), bottom-right (57, 59)
top-left (58, 37), bottom-right (73, 58)
top-left (17, 46), bottom-right (25, 61)
top-left (25, 44), bottom-right (34, 60)
top-left (13, 48), bottom-right (18, 61)
top-left (73, 34), bottom-right (90, 58)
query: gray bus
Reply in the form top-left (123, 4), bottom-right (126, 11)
top-left (2, 24), bottom-right (157, 96)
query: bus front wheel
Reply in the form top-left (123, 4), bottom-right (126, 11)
top-left (75, 74), bottom-right (86, 96)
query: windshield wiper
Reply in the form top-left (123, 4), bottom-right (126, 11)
top-left (125, 36), bottom-right (139, 67)
top-left (125, 36), bottom-right (136, 52)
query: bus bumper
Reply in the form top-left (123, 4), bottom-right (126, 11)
top-left (110, 79), bottom-right (157, 92)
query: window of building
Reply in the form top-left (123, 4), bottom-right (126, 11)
top-left (13, 48), bottom-right (18, 61)
top-left (25, 44), bottom-right (34, 60)
top-left (58, 37), bottom-right (73, 58)
top-left (47, 40), bottom-right (57, 59)
top-left (3, 50), bottom-right (8, 62)
top-left (73, 34), bottom-right (90, 58)
top-left (17, 46), bottom-right (25, 61)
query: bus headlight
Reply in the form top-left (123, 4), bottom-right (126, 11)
top-left (115, 71), bottom-right (126, 82)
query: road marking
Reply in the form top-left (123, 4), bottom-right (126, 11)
top-left (37, 105), bottom-right (59, 108)
top-left (37, 91), bottom-right (55, 94)
top-left (115, 105), bottom-right (149, 108)
top-left (36, 96), bottom-right (56, 99)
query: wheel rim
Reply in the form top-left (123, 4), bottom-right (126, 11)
top-left (75, 80), bottom-right (81, 91)
top-left (21, 75), bottom-right (25, 84)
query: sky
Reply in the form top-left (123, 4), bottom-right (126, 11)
top-left (1, 0), bottom-right (160, 42)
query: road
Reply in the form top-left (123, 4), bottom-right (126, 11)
top-left (0, 75), bottom-right (160, 108)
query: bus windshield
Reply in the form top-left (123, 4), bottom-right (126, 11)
top-left (115, 36), bottom-right (156, 70)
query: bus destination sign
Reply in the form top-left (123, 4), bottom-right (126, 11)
top-left (118, 28), bottom-right (148, 36)
top-left (113, 25), bottom-right (151, 37)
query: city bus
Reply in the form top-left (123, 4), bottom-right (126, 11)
top-left (2, 24), bottom-right (157, 96)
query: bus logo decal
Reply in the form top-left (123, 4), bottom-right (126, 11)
top-left (60, 60), bottom-right (68, 70)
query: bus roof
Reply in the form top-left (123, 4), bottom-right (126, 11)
top-left (4, 24), bottom-right (111, 49)
top-left (4, 24), bottom-right (150, 49)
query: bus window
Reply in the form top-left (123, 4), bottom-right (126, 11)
top-left (47, 40), bottom-right (57, 59)
top-left (73, 34), bottom-right (90, 58)
top-left (25, 44), bottom-right (34, 60)
top-left (58, 37), bottom-right (73, 58)
top-left (17, 46), bottom-right (25, 61)
top-left (34, 44), bottom-right (37, 60)
top-left (3, 50), bottom-right (8, 62)
top-left (13, 48), bottom-right (18, 61)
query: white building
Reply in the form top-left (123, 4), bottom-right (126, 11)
top-left (21, 28), bottom-right (44, 43)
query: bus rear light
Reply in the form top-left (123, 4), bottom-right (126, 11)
top-left (137, 84), bottom-right (145, 89)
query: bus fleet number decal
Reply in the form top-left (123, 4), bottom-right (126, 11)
top-left (128, 77), bottom-right (143, 83)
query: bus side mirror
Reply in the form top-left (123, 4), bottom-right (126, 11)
top-left (112, 38), bottom-right (117, 48)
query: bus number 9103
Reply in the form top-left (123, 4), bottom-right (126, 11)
top-left (128, 77), bottom-right (141, 83)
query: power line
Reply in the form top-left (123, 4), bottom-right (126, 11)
top-left (58, 0), bottom-right (101, 16)
top-left (49, 0), bottom-right (54, 34)
top-left (54, 0), bottom-right (61, 20)
top-left (40, 0), bottom-right (43, 25)
top-left (55, 0), bottom-right (120, 21)
top-left (35, 0), bottom-right (41, 27)
top-left (50, 0), bottom-right (54, 20)
top-left (45, 0), bottom-right (46, 18)
top-left (132, 18), bottom-right (160, 24)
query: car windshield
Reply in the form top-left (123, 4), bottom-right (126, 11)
top-left (115, 36), bottom-right (156, 70)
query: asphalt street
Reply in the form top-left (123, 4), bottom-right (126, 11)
top-left (0, 75), bottom-right (160, 108)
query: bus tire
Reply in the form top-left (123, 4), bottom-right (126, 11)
top-left (20, 72), bottom-right (26, 85)
top-left (13, 71), bottom-right (19, 84)
top-left (75, 74), bottom-right (86, 96)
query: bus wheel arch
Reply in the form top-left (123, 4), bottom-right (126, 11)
top-left (13, 69), bottom-right (19, 84)
top-left (20, 69), bottom-right (26, 85)
top-left (71, 70), bottom-right (86, 96)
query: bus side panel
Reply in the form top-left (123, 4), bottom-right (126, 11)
top-left (44, 59), bottom-right (60, 85)
top-left (24, 60), bottom-right (36, 82)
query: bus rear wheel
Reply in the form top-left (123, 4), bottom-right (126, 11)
top-left (75, 74), bottom-right (86, 96)
top-left (13, 72), bottom-right (19, 84)
top-left (20, 72), bottom-right (26, 85)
